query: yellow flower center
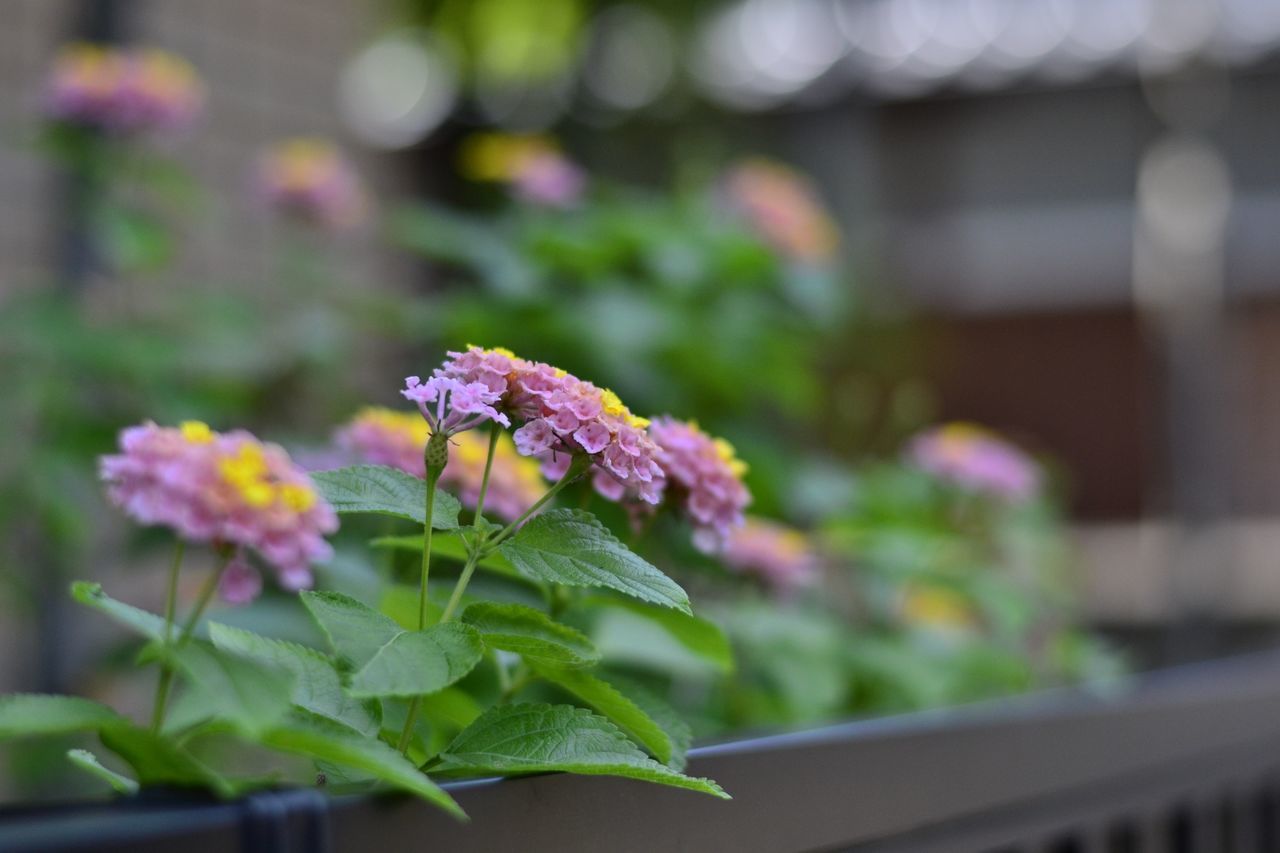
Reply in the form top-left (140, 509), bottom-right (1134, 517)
top-left (180, 421), bottom-right (215, 444)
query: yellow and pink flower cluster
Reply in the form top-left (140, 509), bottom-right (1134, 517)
top-left (100, 421), bottom-right (337, 598)
top-left (44, 43), bottom-right (202, 133)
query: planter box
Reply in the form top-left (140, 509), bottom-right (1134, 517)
top-left (6, 652), bottom-right (1280, 852)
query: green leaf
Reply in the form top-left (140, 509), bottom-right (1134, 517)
top-left (99, 722), bottom-right (235, 797)
top-left (0, 694), bottom-right (123, 738)
top-left (209, 623), bottom-right (380, 736)
top-left (438, 703), bottom-right (727, 798)
top-left (166, 642), bottom-right (293, 736)
top-left (301, 591), bottom-right (403, 668)
top-left (70, 582), bottom-right (165, 641)
top-left (311, 465), bottom-right (460, 529)
top-left (531, 665), bottom-right (672, 764)
top-left (67, 748), bottom-right (139, 794)
top-left (261, 711), bottom-right (464, 819)
top-left (598, 673), bottom-right (692, 771)
top-left (349, 624), bottom-right (484, 699)
top-left (498, 510), bottom-right (691, 613)
top-left (373, 532), bottom-right (518, 576)
top-left (462, 602), bottom-right (599, 668)
top-left (583, 597), bottom-right (734, 674)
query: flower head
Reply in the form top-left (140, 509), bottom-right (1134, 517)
top-left (725, 158), bottom-right (838, 264)
top-left (907, 423), bottom-right (1040, 502)
top-left (100, 421), bottom-right (338, 599)
top-left (402, 347), bottom-right (515, 438)
top-left (722, 517), bottom-right (819, 592)
top-left (608, 417), bottom-right (751, 552)
top-left (899, 583), bottom-right (977, 634)
top-left (256, 138), bottom-right (367, 231)
top-left (336, 406), bottom-right (546, 523)
top-left (460, 133), bottom-right (585, 208)
top-left (44, 44), bottom-right (203, 133)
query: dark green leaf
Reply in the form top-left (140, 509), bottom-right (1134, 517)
top-left (67, 748), bottom-right (139, 794)
top-left (531, 665), bottom-right (672, 764)
top-left (99, 722), bottom-right (235, 797)
top-left (301, 591), bottom-right (403, 668)
top-left (463, 602), bottom-right (598, 668)
top-left (498, 510), bottom-right (690, 613)
top-left (438, 703), bottom-right (727, 798)
top-left (349, 624), bottom-right (483, 699)
top-left (209, 623), bottom-right (380, 736)
top-left (261, 711), bottom-right (464, 818)
top-left (311, 465), bottom-right (460, 529)
top-left (0, 694), bottom-right (123, 738)
top-left (70, 582), bottom-right (165, 641)
top-left (598, 673), bottom-right (692, 771)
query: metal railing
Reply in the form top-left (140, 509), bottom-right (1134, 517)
top-left (6, 651), bottom-right (1280, 852)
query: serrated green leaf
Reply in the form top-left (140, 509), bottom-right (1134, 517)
top-left (0, 694), bottom-right (124, 738)
top-left (209, 623), bottom-right (380, 736)
top-left (598, 672), bottom-right (692, 771)
top-left (372, 532), bottom-right (519, 576)
top-left (99, 722), bottom-right (235, 797)
top-left (463, 602), bottom-right (598, 668)
top-left (349, 624), bottom-right (483, 699)
top-left (531, 665), bottom-right (672, 764)
top-left (301, 591), bottom-right (403, 668)
top-left (498, 510), bottom-right (691, 613)
top-left (70, 581), bottom-right (165, 640)
top-left (583, 597), bottom-right (734, 674)
top-left (166, 642), bottom-right (292, 736)
top-left (67, 748), bottom-right (139, 794)
top-left (261, 711), bottom-right (464, 819)
top-left (438, 703), bottom-right (727, 798)
top-left (311, 465), bottom-right (460, 529)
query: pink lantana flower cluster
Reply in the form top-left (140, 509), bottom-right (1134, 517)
top-left (460, 133), bottom-right (586, 209)
top-left (722, 517), bottom-right (820, 592)
top-left (907, 423), bottom-right (1040, 502)
top-left (404, 347), bottom-right (665, 504)
top-left (335, 407), bottom-right (546, 523)
top-left (44, 44), bottom-right (203, 134)
top-left (725, 158), bottom-right (839, 265)
top-left (256, 138), bottom-right (367, 231)
top-left (100, 421), bottom-right (337, 599)
top-left (636, 418), bottom-right (751, 553)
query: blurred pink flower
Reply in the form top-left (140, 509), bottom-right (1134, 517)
top-left (100, 421), bottom-right (338, 600)
top-left (907, 422), bottom-right (1040, 501)
top-left (512, 151), bottom-right (585, 208)
top-left (626, 418), bottom-right (752, 553)
top-left (722, 517), bottom-right (820, 592)
top-left (725, 158), bottom-right (839, 264)
top-left (256, 138), bottom-right (367, 231)
top-left (460, 133), bottom-right (585, 208)
top-left (44, 44), bottom-right (202, 133)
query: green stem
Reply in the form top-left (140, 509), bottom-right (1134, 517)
top-left (439, 428), bottom-right (501, 623)
top-left (400, 462), bottom-right (443, 755)
top-left (149, 540), bottom-right (185, 732)
top-left (151, 550), bottom-right (230, 732)
top-left (482, 455), bottom-right (592, 554)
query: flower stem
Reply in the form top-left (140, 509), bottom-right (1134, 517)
top-left (482, 455), bottom-right (592, 554)
top-left (149, 539), bottom-right (185, 732)
top-left (400, 453), bottom-right (444, 756)
top-left (150, 549), bottom-right (230, 733)
top-left (439, 427), bottom-right (500, 623)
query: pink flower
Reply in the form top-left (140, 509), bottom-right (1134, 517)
top-left (44, 44), bottom-right (202, 134)
top-left (218, 557), bottom-right (262, 606)
top-left (906, 423), bottom-right (1040, 502)
top-left (255, 138), bottom-right (367, 231)
top-left (412, 346), bottom-right (667, 504)
top-left (100, 421), bottom-right (339, 601)
top-left (647, 418), bottom-right (752, 553)
top-left (725, 158), bottom-right (839, 264)
top-left (722, 517), bottom-right (820, 592)
top-left (335, 407), bottom-right (546, 524)
top-left (512, 151), bottom-right (585, 208)
top-left (459, 133), bottom-right (586, 208)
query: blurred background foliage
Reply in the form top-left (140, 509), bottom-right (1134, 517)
top-left (0, 3), bottom-right (1131, 796)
